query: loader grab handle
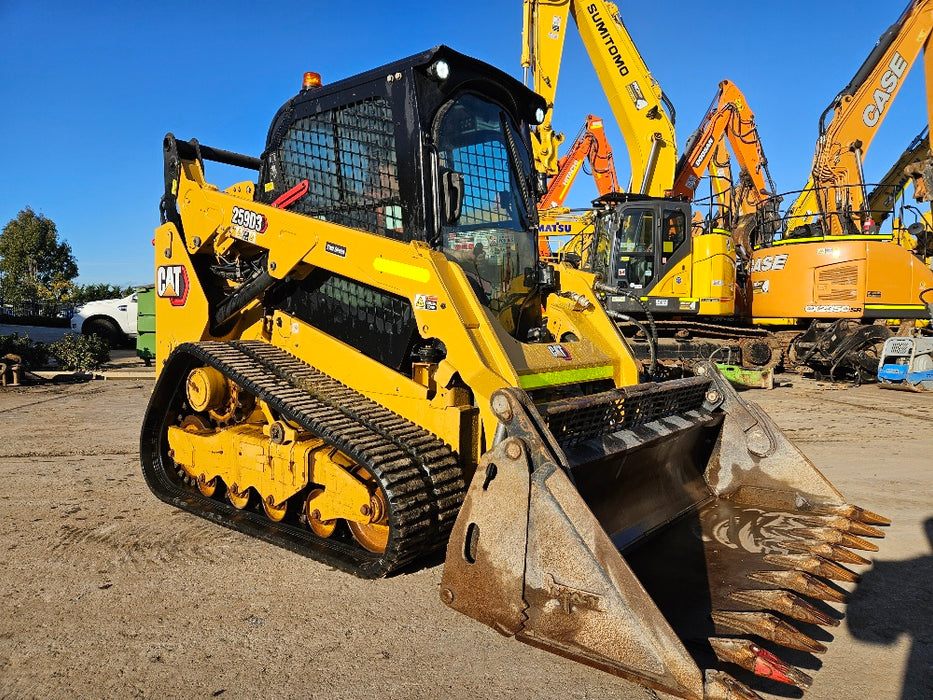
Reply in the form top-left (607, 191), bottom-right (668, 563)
top-left (168, 134), bottom-right (262, 171)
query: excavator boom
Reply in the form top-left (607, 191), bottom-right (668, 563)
top-left (785, 0), bottom-right (933, 234)
top-left (523, 0), bottom-right (677, 196)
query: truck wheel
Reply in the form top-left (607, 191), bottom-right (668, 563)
top-left (84, 318), bottom-right (124, 348)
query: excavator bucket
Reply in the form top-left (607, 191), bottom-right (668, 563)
top-left (441, 362), bottom-right (887, 699)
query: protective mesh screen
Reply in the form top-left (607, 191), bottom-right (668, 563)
top-left (279, 271), bottom-right (416, 371)
top-left (274, 97), bottom-right (407, 240)
top-left (446, 140), bottom-right (513, 227)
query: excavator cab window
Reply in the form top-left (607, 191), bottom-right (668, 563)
top-left (661, 208), bottom-right (687, 261)
top-left (613, 208), bottom-right (655, 288)
top-left (435, 92), bottom-right (537, 332)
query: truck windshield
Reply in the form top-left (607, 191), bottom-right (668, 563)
top-left (436, 93), bottom-right (537, 333)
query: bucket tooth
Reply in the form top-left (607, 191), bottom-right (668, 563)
top-left (848, 505), bottom-right (891, 526)
top-left (764, 552), bottom-right (860, 583)
top-left (836, 518), bottom-right (884, 538)
top-left (730, 589), bottom-right (840, 627)
top-left (709, 637), bottom-right (813, 689)
top-left (711, 611), bottom-right (827, 653)
top-left (703, 669), bottom-right (765, 700)
top-left (812, 503), bottom-right (891, 526)
top-left (801, 516), bottom-right (885, 538)
top-left (790, 526), bottom-right (879, 552)
top-left (747, 569), bottom-right (847, 603)
top-left (782, 539), bottom-right (872, 566)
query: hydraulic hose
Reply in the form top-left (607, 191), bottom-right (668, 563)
top-left (595, 282), bottom-right (660, 378)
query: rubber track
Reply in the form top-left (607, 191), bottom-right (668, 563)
top-left (140, 341), bottom-right (465, 578)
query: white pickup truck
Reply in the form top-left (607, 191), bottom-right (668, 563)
top-left (70, 290), bottom-right (139, 347)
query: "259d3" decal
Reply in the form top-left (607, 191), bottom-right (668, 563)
top-left (231, 206), bottom-right (268, 234)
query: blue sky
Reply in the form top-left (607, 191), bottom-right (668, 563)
top-left (0, 1), bottom-right (926, 286)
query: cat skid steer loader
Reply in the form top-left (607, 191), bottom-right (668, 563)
top-left (142, 47), bottom-right (887, 699)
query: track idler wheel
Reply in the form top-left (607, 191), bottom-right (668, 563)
top-left (347, 467), bottom-right (390, 553)
top-left (739, 337), bottom-right (780, 368)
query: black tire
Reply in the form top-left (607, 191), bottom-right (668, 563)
top-left (84, 318), bottom-right (124, 348)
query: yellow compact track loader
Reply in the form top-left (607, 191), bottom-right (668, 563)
top-left (142, 46), bottom-right (887, 699)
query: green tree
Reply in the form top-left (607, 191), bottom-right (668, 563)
top-left (0, 207), bottom-right (78, 304)
top-left (70, 283), bottom-right (136, 305)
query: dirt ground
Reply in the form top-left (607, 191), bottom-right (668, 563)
top-left (0, 373), bottom-right (930, 700)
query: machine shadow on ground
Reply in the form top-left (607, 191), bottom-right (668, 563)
top-left (846, 517), bottom-right (933, 699)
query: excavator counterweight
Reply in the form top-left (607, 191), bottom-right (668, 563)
top-left (142, 45), bottom-right (887, 699)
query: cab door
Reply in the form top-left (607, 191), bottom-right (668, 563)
top-left (611, 207), bottom-right (656, 290)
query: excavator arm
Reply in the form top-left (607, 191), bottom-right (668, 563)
top-left (522, 0), bottom-right (677, 196)
top-left (672, 80), bottom-right (774, 208)
top-left (540, 114), bottom-right (620, 208)
top-left (785, 0), bottom-right (933, 234)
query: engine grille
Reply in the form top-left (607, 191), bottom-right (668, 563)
top-left (815, 263), bottom-right (859, 302)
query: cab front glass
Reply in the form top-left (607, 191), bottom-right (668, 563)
top-left (435, 93), bottom-right (537, 333)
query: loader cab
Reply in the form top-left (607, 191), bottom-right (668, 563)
top-left (258, 45), bottom-right (546, 338)
top-left (592, 194), bottom-right (691, 293)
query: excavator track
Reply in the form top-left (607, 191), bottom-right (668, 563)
top-left (140, 340), bottom-right (465, 578)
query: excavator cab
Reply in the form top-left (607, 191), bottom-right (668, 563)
top-left (601, 196), bottom-right (690, 289)
top-left (588, 193), bottom-right (731, 317)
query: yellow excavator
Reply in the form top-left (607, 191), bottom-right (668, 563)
top-left (522, 0), bottom-right (783, 372)
top-left (749, 0), bottom-right (933, 379)
top-left (142, 46), bottom-right (887, 699)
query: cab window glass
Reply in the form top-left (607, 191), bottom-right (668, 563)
top-left (662, 209), bottom-right (686, 256)
top-left (616, 208), bottom-right (654, 254)
top-left (435, 93), bottom-right (536, 332)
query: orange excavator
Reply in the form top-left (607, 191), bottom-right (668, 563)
top-left (672, 80), bottom-right (778, 255)
top-left (672, 80), bottom-right (774, 207)
top-left (541, 114), bottom-right (620, 208)
top-left (538, 114), bottom-right (620, 258)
